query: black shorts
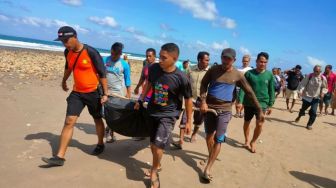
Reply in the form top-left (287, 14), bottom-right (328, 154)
top-left (150, 116), bottom-right (176, 149)
top-left (66, 90), bottom-right (102, 119)
top-left (244, 106), bottom-right (266, 121)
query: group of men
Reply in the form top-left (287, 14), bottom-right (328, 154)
top-left (41, 26), bottom-right (334, 187)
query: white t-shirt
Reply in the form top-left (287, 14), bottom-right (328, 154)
top-left (238, 66), bottom-right (252, 74)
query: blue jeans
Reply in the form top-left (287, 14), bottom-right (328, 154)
top-left (298, 98), bottom-right (320, 126)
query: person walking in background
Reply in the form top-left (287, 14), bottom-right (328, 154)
top-left (238, 52), bottom-right (274, 153)
top-left (272, 68), bottom-right (281, 98)
top-left (295, 65), bottom-right (327, 130)
top-left (42, 26), bottom-right (109, 166)
top-left (172, 51), bottom-right (210, 149)
top-left (318, 65), bottom-right (336, 115)
top-left (133, 48), bottom-right (157, 141)
top-left (234, 55), bottom-right (252, 118)
top-left (103, 42), bottom-right (131, 143)
top-left (285, 65), bottom-right (304, 112)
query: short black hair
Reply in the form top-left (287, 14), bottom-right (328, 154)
top-left (111, 42), bottom-right (124, 54)
top-left (257, 52), bottom-right (269, 60)
top-left (161, 43), bottom-right (179, 56)
top-left (295, 65), bottom-right (302, 70)
top-left (197, 51), bottom-right (209, 61)
top-left (146, 48), bottom-right (156, 56)
top-left (326, 64), bottom-right (332, 70)
top-left (183, 60), bottom-right (189, 65)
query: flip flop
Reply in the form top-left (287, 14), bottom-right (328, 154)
top-left (171, 142), bottom-right (182, 150)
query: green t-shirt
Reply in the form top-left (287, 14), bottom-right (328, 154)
top-left (238, 69), bottom-right (275, 109)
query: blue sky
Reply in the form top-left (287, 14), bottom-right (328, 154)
top-left (0, 0), bottom-right (335, 73)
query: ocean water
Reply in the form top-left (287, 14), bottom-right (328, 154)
top-left (0, 34), bottom-right (146, 61)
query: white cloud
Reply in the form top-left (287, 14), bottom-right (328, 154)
top-left (88, 16), bottom-right (118, 28)
top-left (218, 17), bottom-right (236, 29)
top-left (133, 34), bottom-right (163, 46)
top-left (168, 0), bottom-right (218, 21)
top-left (196, 40), bottom-right (207, 47)
top-left (0, 14), bottom-right (9, 21)
top-left (239, 46), bottom-right (250, 55)
top-left (61, 0), bottom-right (82, 6)
top-left (160, 23), bottom-right (175, 31)
top-left (211, 41), bottom-right (229, 50)
top-left (18, 16), bottom-right (89, 34)
top-left (307, 56), bottom-right (326, 66)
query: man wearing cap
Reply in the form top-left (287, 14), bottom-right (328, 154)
top-left (199, 48), bottom-right (263, 181)
top-left (42, 26), bottom-right (109, 166)
top-left (285, 65), bottom-right (304, 112)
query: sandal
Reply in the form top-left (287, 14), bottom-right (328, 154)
top-left (150, 172), bottom-right (160, 188)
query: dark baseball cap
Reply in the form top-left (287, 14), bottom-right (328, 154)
top-left (221, 48), bottom-right (236, 59)
top-left (295, 65), bottom-right (302, 70)
top-left (54, 26), bottom-right (77, 41)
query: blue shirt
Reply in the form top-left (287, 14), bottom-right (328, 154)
top-left (103, 56), bottom-right (131, 96)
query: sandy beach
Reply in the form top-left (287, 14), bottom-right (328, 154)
top-left (0, 47), bottom-right (335, 188)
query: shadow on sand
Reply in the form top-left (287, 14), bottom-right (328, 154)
top-left (290, 171), bottom-right (336, 188)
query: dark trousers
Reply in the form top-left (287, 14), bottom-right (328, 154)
top-left (298, 98), bottom-right (320, 126)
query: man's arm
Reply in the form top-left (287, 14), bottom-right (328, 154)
top-left (184, 98), bottom-right (193, 135)
top-left (199, 68), bottom-right (211, 113)
top-left (268, 74), bottom-right (275, 108)
top-left (61, 68), bottom-right (72, 91)
top-left (123, 61), bottom-right (132, 98)
top-left (134, 67), bottom-right (146, 95)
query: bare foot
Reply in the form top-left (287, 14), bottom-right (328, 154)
top-left (144, 166), bottom-right (162, 177)
top-left (289, 108), bottom-right (293, 113)
top-left (243, 142), bottom-right (251, 150)
top-left (190, 135), bottom-right (196, 143)
top-left (250, 142), bottom-right (256, 153)
top-left (150, 172), bottom-right (160, 188)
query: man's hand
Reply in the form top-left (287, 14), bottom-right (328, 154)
top-left (258, 110), bottom-right (265, 122)
top-left (134, 86), bottom-right (140, 95)
top-left (266, 108), bottom-right (272, 115)
top-left (185, 121), bottom-right (191, 135)
top-left (236, 103), bottom-right (243, 109)
top-left (61, 81), bottom-right (69, 92)
top-left (200, 102), bottom-right (208, 114)
top-left (101, 95), bottom-right (108, 104)
top-left (134, 102), bottom-right (141, 110)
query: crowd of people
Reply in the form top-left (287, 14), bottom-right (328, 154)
top-left (41, 26), bottom-right (336, 188)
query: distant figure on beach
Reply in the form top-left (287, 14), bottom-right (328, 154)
top-left (318, 65), bottom-right (335, 115)
top-left (295, 65), bottom-right (327, 130)
top-left (279, 68), bottom-right (287, 98)
top-left (172, 51), bottom-right (210, 150)
top-left (123, 54), bottom-right (130, 69)
top-left (285, 65), bottom-right (304, 113)
top-left (234, 54), bottom-right (252, 118)
top-left (42, 26), bottom-right (109, 166)
top-left (133, 48), bottom-right (156, 141)
top-left (238, 52), bottom-right (274, 153)
top-left (182, 60), bottom-right (191, 75)
top-left (134, 43), bottom-right (193, 188)
top-left (103, 42), bottom-right (131, 143)
top-left (272, 68), bottom-right (281, 98)
top-left (199, 48), bottom-right (263, 182)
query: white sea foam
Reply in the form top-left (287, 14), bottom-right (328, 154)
top-left (0, 39), bottom-right (65, 52)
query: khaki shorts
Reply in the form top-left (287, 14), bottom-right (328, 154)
top-left (286, 88), bottom-right (299, 100)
